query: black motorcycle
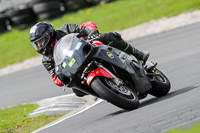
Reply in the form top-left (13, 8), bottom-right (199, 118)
top-left (54, 33), bottom-right (171, 110)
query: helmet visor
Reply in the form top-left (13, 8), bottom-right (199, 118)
top-left (31, 32), bottom-right (50, 51)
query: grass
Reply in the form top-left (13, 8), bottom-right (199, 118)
top-left (168, 123), bottom-right (200, 133)
top-left (0, 104), bottom-right (65, 133)
top-left (1, 0), bottom-right (200, 68)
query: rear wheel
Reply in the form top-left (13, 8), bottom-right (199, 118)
top-left (148, 69), bottom-right (171, 97)
top-left (91, 77), bottom-right (139, 110)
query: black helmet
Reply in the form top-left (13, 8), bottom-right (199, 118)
top-left (30, 22), bottom-right (55, 56)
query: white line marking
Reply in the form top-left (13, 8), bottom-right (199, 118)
top-left (32, 99), bottom-right (103, 133)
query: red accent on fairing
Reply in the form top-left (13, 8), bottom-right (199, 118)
top-left (81, 21), bottom-right (98, 30)
top-left (51, 73), bottom-right (64, 86)
top-left (93, 41), bottom-right (103, 46)
top-left (86, 67), bottom-right (114, 86)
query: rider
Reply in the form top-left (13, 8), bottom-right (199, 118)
top-left (29, 21), bottom-right (150, 97)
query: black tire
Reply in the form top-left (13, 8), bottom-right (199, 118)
top-left (0, 20), bottom-right (7, 32)
top-left (0, 14), bottom-right (11, 32)
top-left (38, 10), bottom-right (61, 20)
top-left (91, 77), bottom-right (139, 110)
top-left (32, 1), bottom-right (62, 20)
top-left (32, 1), bottom-right (61, 14)
top-left (11, 13), bottom-right (36, 26)
top-left (30, 0), bottom-right (55, 5)
top-left (5, 8), bottom-right (36, 26)
top-left (63, 0), bottom-right (88, 11)
top-left (5, 8), bottom-right (33, 17)
top-left (0, 14), bottom-right (6, 21)
top-left (0, 14), bottom-right (7, 31)
top-left (149, 69), bottom-right (171, 97)
top-left (87, 0), bottom-right (112, 6)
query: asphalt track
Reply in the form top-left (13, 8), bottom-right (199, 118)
top-left (0, 65), bottom-right (72, 108)
top-left (1, 22), bottom-right (200, 133)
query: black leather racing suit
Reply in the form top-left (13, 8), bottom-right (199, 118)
top-left (42, 24), bottom-right (131, 81)
top-left (42, 22), bottom-right (133, 96)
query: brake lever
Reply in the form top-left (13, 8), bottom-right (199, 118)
top-left (87, 37), bottom-right (99, 43)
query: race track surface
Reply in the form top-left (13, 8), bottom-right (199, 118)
top-left (35, 22), bottom-right (200, 133)
top-left (0, 65), bottom-right (72, 108)
top-left (0, 22), bottom-right (200, 133)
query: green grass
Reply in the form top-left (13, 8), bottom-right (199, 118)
top-left (1, 0), bottom-right (200, 68)
top-left (168, 123), bottom-right (200, 133)
top-left (0, 104), bottom-right (65, 133)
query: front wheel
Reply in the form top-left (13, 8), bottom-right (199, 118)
top-left (148, 68), bottom-right (171, 97)
top-left (91, 77), bottom-right (139, 110)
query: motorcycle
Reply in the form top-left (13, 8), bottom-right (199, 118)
top-left (54, 33), bottom-right (171, 110)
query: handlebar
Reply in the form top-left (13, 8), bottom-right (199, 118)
top-left (86, 37), bottom-right (100, 43)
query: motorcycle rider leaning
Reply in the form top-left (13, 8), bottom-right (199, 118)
top-left (29, 21), bottom-right (150, 97)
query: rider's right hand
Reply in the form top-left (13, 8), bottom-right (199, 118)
top-left (51, 73), bottom-right (64, 86)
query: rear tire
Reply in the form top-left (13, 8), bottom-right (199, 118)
top-left (148, 69), bottom-right (171, 97)
top-left (91, 77), bottom-right (139, 110)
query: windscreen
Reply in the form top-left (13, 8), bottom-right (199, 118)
top-left (53, 33), bottom-right (78, 65)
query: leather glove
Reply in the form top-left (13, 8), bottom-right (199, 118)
top-left (88, 30), bottom-right (99, 40)
top-left (51, 73), bottom-right (64, 86)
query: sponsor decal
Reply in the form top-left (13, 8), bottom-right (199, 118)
top-left (67, 50), bottom-right (73, 57)
top-left (107, 52), bottom-right (114, 59)
top-left (62, 62), bottom-right (67, 68)
top-left (56, 66), bottom-right (59, 71)
top-left (75, 42), bottom-right (82, 50)
top-left (68, 58), bottom-right (76, 67)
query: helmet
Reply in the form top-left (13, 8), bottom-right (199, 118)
top-left (30, 22), bottom-right (55, 56)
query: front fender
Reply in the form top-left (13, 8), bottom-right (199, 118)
top-left (86, 67), bottom-right (114, 86)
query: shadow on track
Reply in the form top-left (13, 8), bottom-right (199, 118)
top-left (107, 110), bottom-right (129, 116)
top-left (140, 85), bottom-right (199, 108)
top-left (106, 85), bottom-right (198, 117)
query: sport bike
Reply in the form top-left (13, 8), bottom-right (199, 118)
top-left (54, 33), bottom-right (171, 110)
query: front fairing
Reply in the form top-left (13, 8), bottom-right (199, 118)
top-left (53, 34), bottom-right (93, 84)
top-left (93, 45), bottom-right (131, 69)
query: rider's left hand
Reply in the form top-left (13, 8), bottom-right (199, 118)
top-left (88, 30), bottom-right (99, 40)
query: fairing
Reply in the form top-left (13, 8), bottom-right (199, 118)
top-left (86, 67), bottom-right (114, 86)
top-left (54, 33), bottom-right (93, 85)
top-left (54, 33), bottom-right (151, 97)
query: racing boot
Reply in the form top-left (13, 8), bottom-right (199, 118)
top-left (124, 43), bottom-right (150, 64)
top-left (132, 47), bottom-right (150, 64)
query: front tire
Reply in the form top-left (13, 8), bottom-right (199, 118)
top-left (91, 77), bottom-right (139, 110)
